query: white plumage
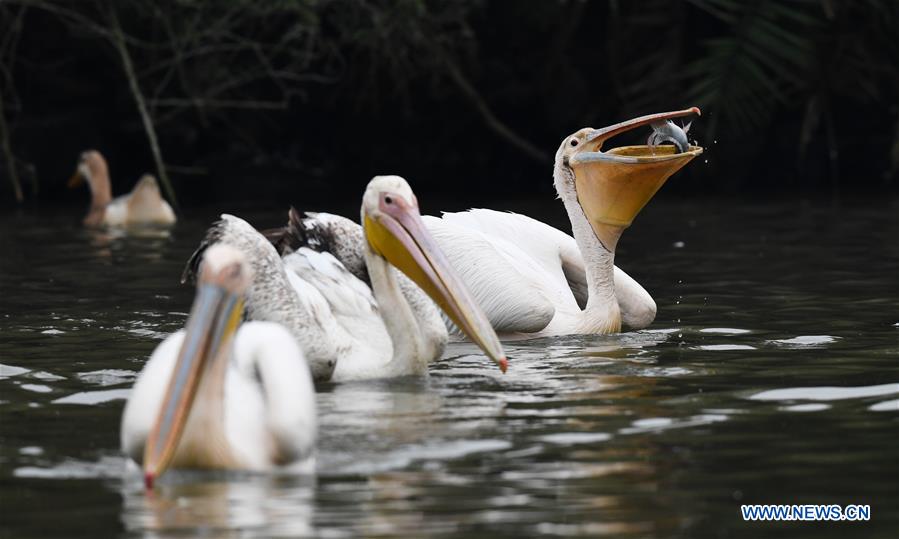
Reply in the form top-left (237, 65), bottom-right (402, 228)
top-left (121, 322), bottom-right (316, 472)
top-left (121, 245), bottom-right (316, 483)
top-left (283, 246), bottom-right (441, 382)
top-left (420, 108), bottom-right (702, 337)
top-left (70, 150), bottom-right (176, 227)
top-left (424, 209), bottom-right (658, 337)
top-left (190, 214), bottom-right (446, 382)
top-left (188, 176), bottom-right (506, 382)
top-left (101, 175), bottom-right (176, 227)
top-left (276, 208), bottom-right (657, 338)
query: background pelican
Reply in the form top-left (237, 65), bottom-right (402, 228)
top-left (121, 244), bottom-right (316, 488)
top-left (68, 150), bottom-right (176, 227)
top-left (423, 108), bottom-right (703, 336)
top-left (184, 175), bottom-right (507, 382)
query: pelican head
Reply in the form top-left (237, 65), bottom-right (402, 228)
top-left (142, 244), bottom-right (251, 488)
top-left (361, 175), bottom-right (508, 373)
top-left (68, 150), bottom-right (109, 192)
top-left (557, 107), bottom-right (703, 251)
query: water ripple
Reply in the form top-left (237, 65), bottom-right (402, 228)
top-left (53, 388), bottom-right (133, 405)
top-left (749, 383), bottom-right (899, 401)
top-left (767, 335), bottom-right (840, 348)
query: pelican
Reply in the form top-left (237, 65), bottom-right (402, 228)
top-left (269, 109), bottom-right (702, 338)
top-left (120, 244), bottom-right (316, 488)
top-left (68, 150), bottom-right (176, 227)
top-left (423, 107), bottom-right (703, 336)
top-left (183, 175), bottom-right (508, 382)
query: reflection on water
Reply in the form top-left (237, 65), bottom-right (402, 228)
top-left (121, 474), bottom-right (316, 537)
top-left (750, 383), bottom-right (899, 402)
top-left (1, 200), bottom-right (898, 538)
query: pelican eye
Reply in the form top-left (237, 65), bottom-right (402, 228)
top-left (570, 139), bottom-right (579, 147)
top-left (384, 196), bottom-right (393, 205)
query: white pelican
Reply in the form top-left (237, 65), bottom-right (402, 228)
top-left (68, 150), bottom-right (176, 227)
top-left (424, 108), bottom-right (704, 336)
top-left (269, 110), bottom-right (702, 338)
top-left (121, 244), bottom-right (316, 488)
top-left (183, 175), bottom-right (508, 382)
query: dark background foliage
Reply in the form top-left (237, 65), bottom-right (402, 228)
top-left (1, 0), bottom-right (897, 208)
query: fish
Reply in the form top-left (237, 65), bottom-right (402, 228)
top-left (648, 120), bottom-right (692, 154)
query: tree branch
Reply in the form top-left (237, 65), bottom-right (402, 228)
top-left (148, 98), bottom-right (289, 110)
top-left (106, 3), bottom-right (178, 210)
top-left (0, 3), bottom-right (27, 202)
top-left (0, 89), bottom-right (23, 202)
top-left (442, 57), bottom-right (550, 165)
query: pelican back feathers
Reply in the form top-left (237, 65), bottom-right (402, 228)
top-left (183, 215), bottom-right (344, 381)
top-left (263, 208), bottom-right (369, 284)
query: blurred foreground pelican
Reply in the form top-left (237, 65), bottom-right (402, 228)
top-left (68, 150), bottom-right (176, 227)
top-left (185, 175), bottom-right (507, 382)
top-left (121, 244), bottom-right (316, 488)
top-left (425, 108), bottom-right (702, 336)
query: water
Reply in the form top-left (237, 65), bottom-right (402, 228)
top-left (1, 199), bottom-right (897, 538)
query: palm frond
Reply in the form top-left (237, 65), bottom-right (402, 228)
top-left (684, 0), bottom-right (820, 136)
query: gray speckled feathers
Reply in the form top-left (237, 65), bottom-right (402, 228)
top-left (265, 208), bottom-right (369, 284)
top-left (265, 209), bottom-right (448, 344)
top-left (184, 215), bottom-right (346, 381)
top-left (185, 212), bottom-right (450, 381)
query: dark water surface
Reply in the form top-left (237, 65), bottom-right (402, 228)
top-left (1, 199), bottom-right (897, 538)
